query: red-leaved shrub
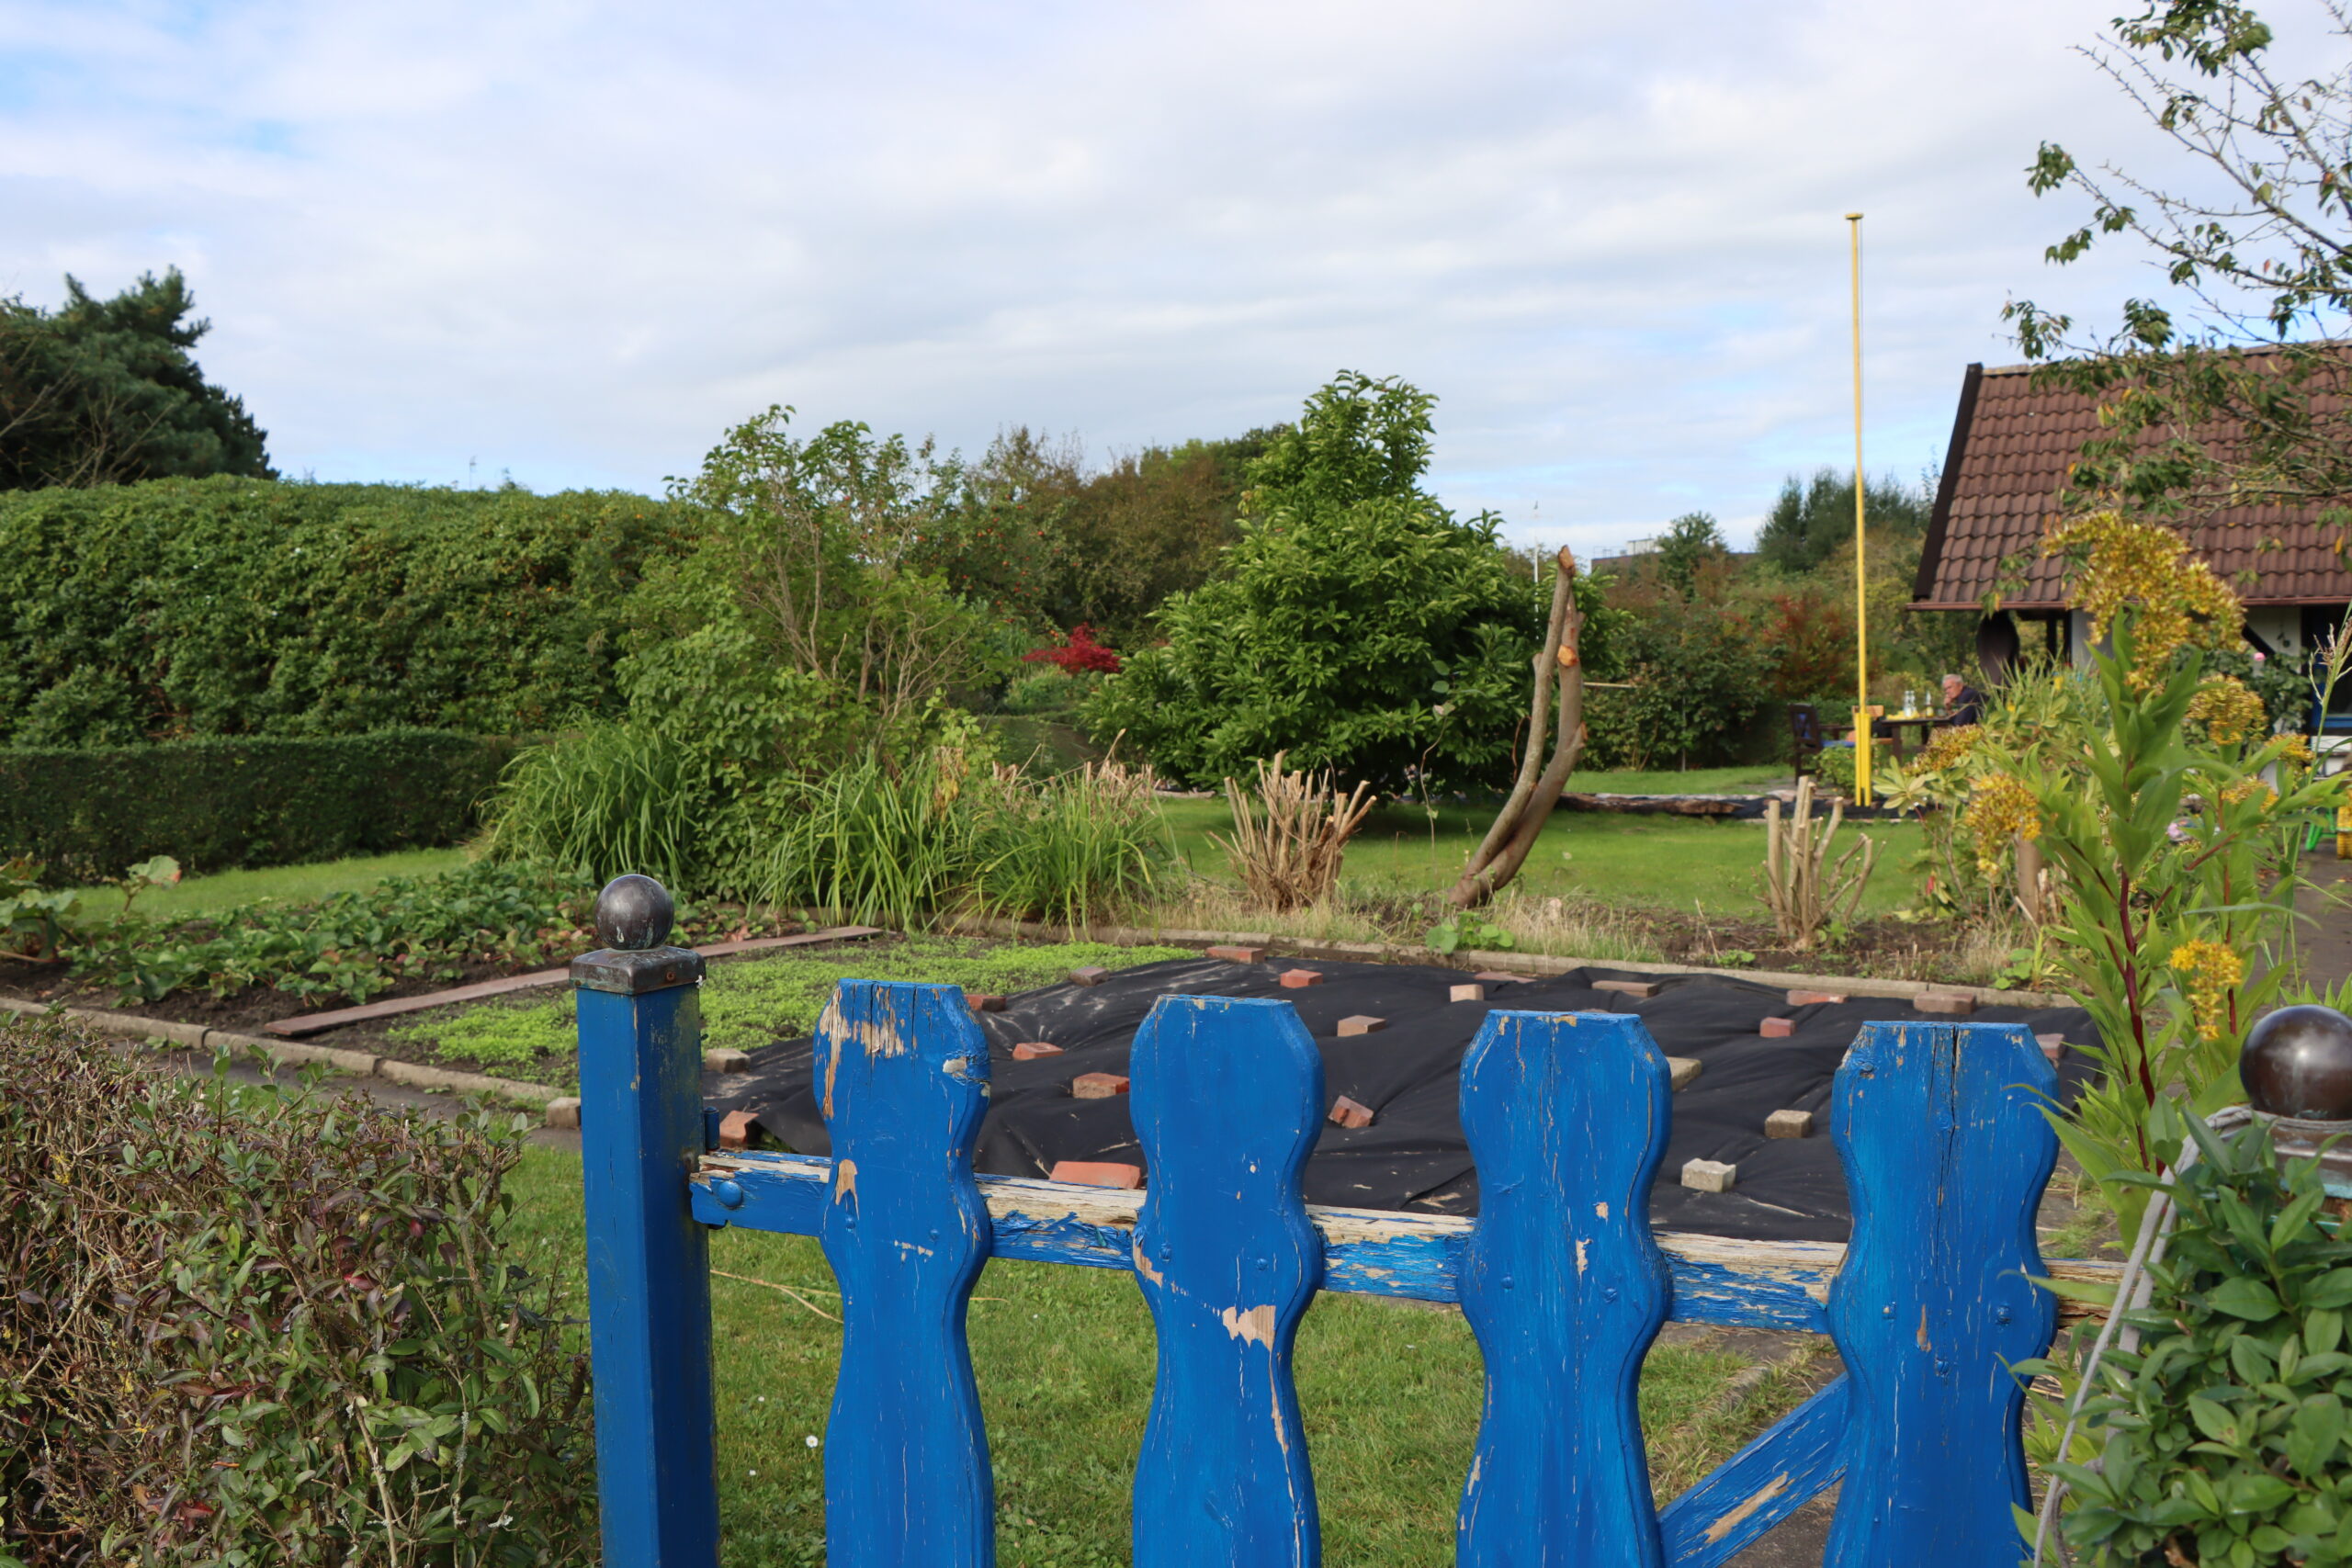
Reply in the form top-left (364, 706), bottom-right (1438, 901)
top-left (1022, 624), bottom-right (1122, 675)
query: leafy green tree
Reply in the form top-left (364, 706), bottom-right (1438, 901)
top-left (2005, 0), bottom-right (2352, 518)
top-left (0, 268), bottom-right (270, 490)
top-left (1752, 468), bottom-right (1931, 575)
top-left (922, 424), bottom-right (1278, 649)
top-left (1582, 554), bottom-right (1771, 770)
top-left (1651, 510), bottom-right (1728, 595)
top-left (650, 405), bottom-right (1002, 745)
top-left (1089, 372), bottom-right (1559, 794)
top-left (1049, 432), bottom-right (1277, 647)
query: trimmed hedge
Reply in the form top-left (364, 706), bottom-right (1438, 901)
top-left (0, 476), bottom-right (698, 745)
top-left (0, 730), bottom-right (524, 882)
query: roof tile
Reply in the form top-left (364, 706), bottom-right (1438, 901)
top-left (1916, 359), bottom-right (2352, 608)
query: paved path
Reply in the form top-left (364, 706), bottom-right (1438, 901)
top-left (2299, 851), bottom-right (2352, 1000)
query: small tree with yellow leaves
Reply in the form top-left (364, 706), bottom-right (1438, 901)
top-left (1968, 511), bottom-right (2342, 1235)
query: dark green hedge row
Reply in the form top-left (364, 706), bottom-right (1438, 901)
top-left (0, 476), bottom-right (699, 746)
top-left (0, 730), bottom-right (525, 883)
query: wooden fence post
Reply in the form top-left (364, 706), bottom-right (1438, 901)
top-left (1824, 1021), bottom-right (2058, 1564)
top-left (1456, 1009), bottom-right (1673, 1568)
top-left (1129, 995), bottom-right (1326, 1568)
top-left (816, 980), bottom-right (997, 1568)
top-left (572, 874), bottom-right (719, 1568)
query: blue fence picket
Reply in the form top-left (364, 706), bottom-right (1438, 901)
top-left (575, 874), bottom-right (2120, 1568)
top-left (1129, 995), bottom-right (1327, 1568)
top-left (816, 980), bottom-right (998, 1568)
top-left (1823, 1021), bottom-right (2059, 1565)
top-left (1456, 1010), bottom-right (1674, 1568)
top-left (574, 945), bottom-right (719, 1568)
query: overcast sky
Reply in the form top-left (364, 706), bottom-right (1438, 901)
top-left (0, 0), bottom-right (2259, 553)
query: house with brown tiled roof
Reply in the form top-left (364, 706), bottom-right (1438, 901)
top-left (1910, 357), bottom-right (2352, 678)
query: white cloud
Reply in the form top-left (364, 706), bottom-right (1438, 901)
top-left (0, 0), bottom-right (2247, 552)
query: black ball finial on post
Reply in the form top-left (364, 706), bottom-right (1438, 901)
top-left (595, 874), bottom-right (676, 953)
top-left (2242, 1004), bottom-right (2352, 1122)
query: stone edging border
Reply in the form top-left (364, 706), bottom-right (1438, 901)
top-left (0, 994), bottom-right (568, 1114)
top-left (953, 915), bottom-right (2072, 1011)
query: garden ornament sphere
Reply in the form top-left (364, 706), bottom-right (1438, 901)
top-left (594, 874), bottom-right (674, 953)
top-left (2242, 1004), bottom-right (2352, 1122)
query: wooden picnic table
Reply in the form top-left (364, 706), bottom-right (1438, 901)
top-left (1871, 712), bottom-right (1941, 761)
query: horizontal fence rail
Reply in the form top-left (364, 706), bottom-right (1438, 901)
top-left (573, 900), bottom-right (2125, 1568)
top-left (690, 1153), bottom-right (2124, 1333)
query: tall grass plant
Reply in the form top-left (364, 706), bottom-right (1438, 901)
top-left (479, 722), bottom-right (709, 889)
top-left (758, 749), bottom-right (1172, 930)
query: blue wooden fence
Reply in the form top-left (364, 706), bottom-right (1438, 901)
top-left (573, 900), bottom-right (2115, 1567)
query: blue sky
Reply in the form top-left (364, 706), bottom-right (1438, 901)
top-left (0, 0), bottom-right (2236, 555)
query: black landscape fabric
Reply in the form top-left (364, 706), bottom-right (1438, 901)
top-left (707, 956), bottom-right (2096, 1244)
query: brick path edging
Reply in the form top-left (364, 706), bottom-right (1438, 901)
top-left (949, 916), bottom-right (2068, 1010)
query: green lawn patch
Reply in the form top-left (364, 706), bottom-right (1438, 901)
top-left (395, 938), bottom-right (1193, 1079)
top-left (501, 1145), bottom-right (1817, 1565)
top-left (1159, 798), bottom-right (1922, 919)
top-left (65, 846), bottom-right (470, 921)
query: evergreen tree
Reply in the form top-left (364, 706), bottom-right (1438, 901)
top-left (1752, 468), bottom-right (1930, 574)
top-left (0, 267), bottom-right (271, 490)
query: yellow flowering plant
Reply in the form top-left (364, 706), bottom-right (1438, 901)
top-left (1998, 513), bottom-right (2349, 1236)
top-left (1875, 655), bottom-right (2098, 922)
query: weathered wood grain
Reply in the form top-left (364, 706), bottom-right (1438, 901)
top-left (1128, 994), bottom-right (1327, 1568)
top-left (1824, 1021), bottom-right (2058, 1566)
top-left (694, 1153), bottom-right (2120, 1327)
top-left (1657, 1379), bottom-right (1849, 1566)
top-left (1456, 1010), bottom-right (1671, 1566)
top-left (814, 980), bottom-right (996, 1568)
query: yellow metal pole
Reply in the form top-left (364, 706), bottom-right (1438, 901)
top-left (1847, 211), bottom-right (1870, 803)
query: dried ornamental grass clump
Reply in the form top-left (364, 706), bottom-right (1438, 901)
top-left (1755, 775), bottom-right (1877, 950)
top-left (1212, 751), bottom-right (1375, 914)
top-left (0, 1014), bottom-right (592, 1567)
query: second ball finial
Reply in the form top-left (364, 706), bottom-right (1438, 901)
top-left (594, 874), bottom-right (674, 953)
top-left (2243, 1004), bottom-right (2352, 1122)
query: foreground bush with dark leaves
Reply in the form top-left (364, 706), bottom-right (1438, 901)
top-left (0, 1015), bottom-right (593, 1565)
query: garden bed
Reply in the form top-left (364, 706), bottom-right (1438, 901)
top-left (711, 953), bottom-right (2097, 1246)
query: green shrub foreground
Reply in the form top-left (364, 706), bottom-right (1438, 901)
top-left (2026, 1116), bottom-right (2352, 1566)
top-left (0, 1016), bottom-right (593, 1566)
top-left (0, 730), bottom-right (523, 883)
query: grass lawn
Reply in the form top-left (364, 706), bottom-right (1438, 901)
top-left (1162, 798), bottom-right (1923, 920)
top-left (502, 1145), bottom-right (1820, 1566)
top-left (1554, 764), bottom-right (1795, 795)
top-left (67, 847), bottom-right (469, 919)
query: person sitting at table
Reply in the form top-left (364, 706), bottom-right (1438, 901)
top-left (1939, 671), bottom-right (1984, 728)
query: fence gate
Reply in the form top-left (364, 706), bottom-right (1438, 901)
top-left (571, 880), bottom-right (2116, 1567)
